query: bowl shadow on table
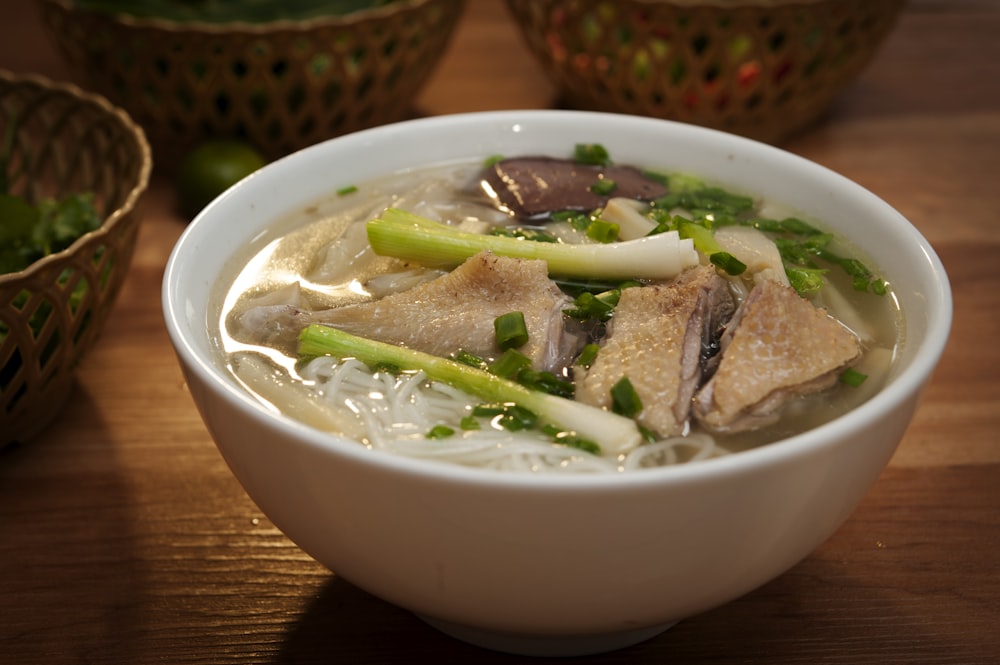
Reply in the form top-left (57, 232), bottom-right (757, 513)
top-left (0, 381), bottom-right (147, 662)
top-left (273, 556), bottom-right (963, 664)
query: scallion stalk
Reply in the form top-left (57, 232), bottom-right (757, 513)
top-left (366, 208), bottom-right (699, 281)
top-left (298, 324), bottom-right (643, 457)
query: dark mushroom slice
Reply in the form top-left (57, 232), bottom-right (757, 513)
top-left (480, 156), bottom-right (668, 218)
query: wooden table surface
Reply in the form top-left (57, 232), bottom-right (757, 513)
top-left (2, 1), bottom-right (998, 663)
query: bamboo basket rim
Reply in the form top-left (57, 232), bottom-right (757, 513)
top-left (38, 0), bottom-right (451, 36)
top-left (0, 69), bottom-right (152, 285)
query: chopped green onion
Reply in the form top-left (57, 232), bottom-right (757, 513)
top-left (563, 289), bottom-right (619, 321)
top-left (551, 431), bottom-right (601, 455)
top-left (773, 230), bottom-right (885, 295)
top-left (679, 221), bottom-right (747, 276)
top-left (709, 251), bottom-right (747, 275)
top-left (573, 143), bottom-right (611, 166)
top-left (427, 425), bottom-right (455, 439)
top-left (487, 348), bottom-right (573, 397)
top-left (453, 349), bottom-right (489, 370)
top-left (494, 311), bottom-right (529, 350)
top-left (497, 404), bottom-right (538, 431)
top-left (517, 369), bottom-right (575, 399)
top-left (585, 218), bottom-right (619, 243)
top-left (610, 376), bottom-right (643, 417)
top-left (653, 185), bottom-right (754, 220)
top-left (473, 402), bottom-right (538, 431)
top-left (647, 208), bottom-right (680, 233)
top-left (490, 227), bottom-right (559, 242)
top-left (786, 266), bottom-right (827, 295)
top-left (840, 367), bottom-right (868, 387)
top-left (483, 154), bottom-right (505, 167)
top-left (336, 184), bottom-right (358, 196)
top-left (489, 348), bottom-right (532, 379)
top-left (753, 216), bottom-right (823, 235)
top-left (550, 210), bottom-right (592, 231)
top-left (472, 403), bottom-right (507, 418)
top-left (576, 343), bottom-right (600, 368)
top-left (460, 415), bottom-right (481, 430)
top-left (589, 178), bottom-right (617, 196)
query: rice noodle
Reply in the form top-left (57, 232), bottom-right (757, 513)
top-left (292, 356), bottom-right (730, 473)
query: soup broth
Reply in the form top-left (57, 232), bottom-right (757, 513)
top-left (215, 155), bottom-right (902, 473)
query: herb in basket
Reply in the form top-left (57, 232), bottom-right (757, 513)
top-left (0, 192), bottom-right (102, 275)
top-left (0, 113), bottom-right (104, 345)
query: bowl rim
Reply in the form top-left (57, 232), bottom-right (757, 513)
top-left (162, 109), bottom-right (953, 491)
top-left (40, 0), bottom-right (461, 34)
top-left (0, 69), bottom-right (152, 285)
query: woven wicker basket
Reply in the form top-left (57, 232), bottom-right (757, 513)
top-left (0, 70), bottom-right (151, 446)
top-left (504, 0), bottom-right (904, 143)
top-left (38, 0), bottom-right (465, 168)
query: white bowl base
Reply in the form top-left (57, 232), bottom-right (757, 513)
top-left (419, 615), bottom-right (678, 657)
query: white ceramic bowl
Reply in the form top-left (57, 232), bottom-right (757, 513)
top-left (162, 110), bottom-right (951, 657)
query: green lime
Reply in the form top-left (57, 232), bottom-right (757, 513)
top-left (176, 139), bottom-right (267, 217)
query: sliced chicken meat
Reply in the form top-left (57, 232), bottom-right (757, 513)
top-left (693, 279), bottom-right (862, 433)
top-left (237, 251), bottom-right (577, 371)
top-left (575, 266), bottom-right (735, 437)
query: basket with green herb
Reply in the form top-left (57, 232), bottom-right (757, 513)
top-left (0, 70), bottom-right (151, 446)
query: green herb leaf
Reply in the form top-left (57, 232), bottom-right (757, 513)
top-left (0, 192), bottom-right (101, 275)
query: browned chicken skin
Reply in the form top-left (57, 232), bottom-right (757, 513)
top-left (693, 279), bottom-right (862, 433)
top-left (238, 251), bottom-right (578, 371)
top-left (575, 266), bottom-right (735, 436)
